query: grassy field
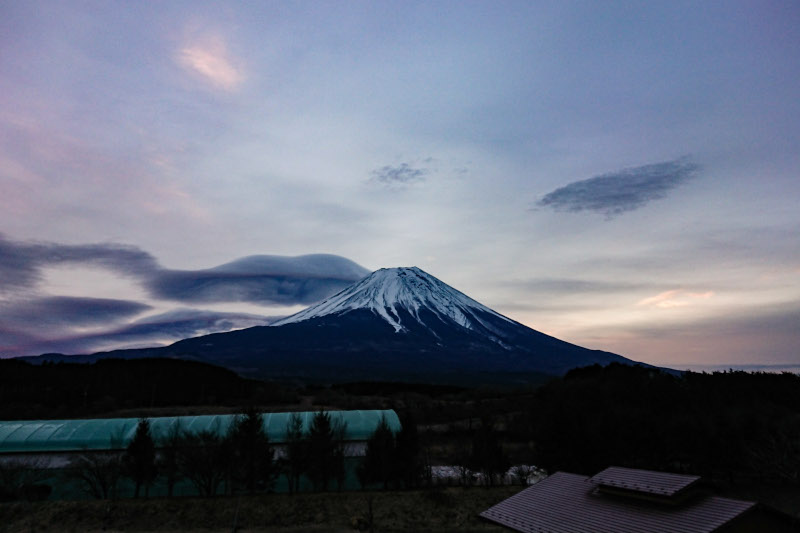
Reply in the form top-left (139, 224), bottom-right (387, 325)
top-left (0, 486), bottom-right (520, 533)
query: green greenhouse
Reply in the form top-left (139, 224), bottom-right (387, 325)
top-left (0, 409), bottom-right (401, 499)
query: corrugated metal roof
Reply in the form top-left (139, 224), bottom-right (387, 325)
top-left (480, 471), bottom-right (755, 533)
top-left (0, 410), bottom-right (400, 453)
top-left (589, 466), bottom-right (701, 497)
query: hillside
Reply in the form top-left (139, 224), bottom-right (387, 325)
top-left (20, 267), bottom-right (635, 385)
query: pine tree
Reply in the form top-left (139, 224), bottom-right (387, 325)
top-left (332, 418), bottom-right (348, 491)
top-left (158, 420), bottom-right (184, 497)
top-left (394, 412), bottom-right (422, 488)
top-left (228, 407), bottom-right (276, 494)
top-left (123, 418), bottom-right (156, 498)
top-left (284, 413), bottom-right (306, 494)
top-left (306, 411), bottom-right (336, 491)
top-left (359, 415), bottom-right (395, 489)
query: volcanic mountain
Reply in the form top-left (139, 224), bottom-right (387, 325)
top-left (54, 266), bottom-right (633, 384)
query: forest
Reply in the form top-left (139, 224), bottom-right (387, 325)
top-left (2, 359), bottom-right (800, 508)
top-left (520, 363), bottom-right (800, 484)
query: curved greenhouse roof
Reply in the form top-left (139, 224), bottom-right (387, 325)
top-left (0, 409), bottom-right (400, 454)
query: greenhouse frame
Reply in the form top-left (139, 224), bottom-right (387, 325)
top-left (0, 409), bottom-right (401, 499)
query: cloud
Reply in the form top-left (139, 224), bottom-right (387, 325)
top-left (0, 235), bottom-right (371, 356)
top-left (0, 235), bottom-right (368, 306)
top-left (537, 158), bottom-right (700, 217)
top-left (0, 296), bottom-right (151, 328)
top-left (146, 254), bottom-right (370, 305)
top-left (637, 289), bottom-right (714, 308)
top-left (0, 233), bottom-right (158, 293)
top-left (177, 34), bottom-right (244, 91)
top-left (78, 309), bottom-right (275, 350)
top-left (0, 309), bottom-right (276, 357)
top-left (371, 163), bottom-right (428, 185)
top-left (502, 277), bottom-right (649, 295)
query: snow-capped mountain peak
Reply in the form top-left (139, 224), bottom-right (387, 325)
top-left (270, 266), bottom-right (514, 334)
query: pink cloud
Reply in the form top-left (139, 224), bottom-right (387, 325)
top-left (177, 34), bottom-right (244, 91)
top-left (637, 289), bottom-right (714, 309)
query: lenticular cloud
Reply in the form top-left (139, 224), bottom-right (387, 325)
top-left (538, 158), bottom-right (700, 217)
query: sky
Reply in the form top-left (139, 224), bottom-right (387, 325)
top-left (1, 1), bottom-right (798, 370)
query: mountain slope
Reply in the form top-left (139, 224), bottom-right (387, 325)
top-left (155, 267), bottom-right (634, 382)
top-left (22, 267), bottom-right (638, 384)
top-left (272, 266), bottom-right (515, 336)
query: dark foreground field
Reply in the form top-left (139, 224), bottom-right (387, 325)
top-left (0, 486), bottom-right (517, 533)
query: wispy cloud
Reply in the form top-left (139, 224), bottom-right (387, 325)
top-left (146, 254), bottom-right (370, 305)
top-left (503, 277), bottom-right (650, 295)
top-left (0, 234), bottom-right (368, 306)
top-left (537, 158), bottom-right (700, 217)
top-left (0, 309), bottom-right (276, 357)
top-left (177, 33), bottom-right (244, 91)
top-left (69, 309), bottom-right (274, 352)
top-left (371, 163), bottom-right (428, 185)
top-left (0, 296), bottom-right (150, 328)
top-left (0, 233), bottom-right (159, 293)
top-left (637, 289), bottom-right (714, 308)
top-left (0, 235), bottom-right (370, 357)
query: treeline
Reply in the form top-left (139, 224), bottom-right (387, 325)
top-left (0, 410), bottom-right (426, 502)
top-left (0, 358), bottom-right (295, 419)
top-left (519, 363), bottom-right (800, 484)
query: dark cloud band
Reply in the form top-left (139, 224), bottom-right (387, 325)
top-left (147, 255), bottom-right (370, 305)
top-left (0, 234), bottom-right (159, 292)
top-left (537, 158), bottom-right (700, 217)
top-left (371, 163), bottom-right (428, 185)
top-left (0, 296), bottom-right (151, 328)
top-left (1, 309), bottom-right (276, 357)
top-left (0, 235), bottom-right (369, 357)
top-left (0, 234), bottom-right (368, 306)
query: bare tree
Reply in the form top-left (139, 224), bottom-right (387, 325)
top-left (65, 431), bottom-right (126, 500)
top-left (178, 428), bottom-right (230, 497)
top-left (746, 422), bottom-right (800, 483)
top-left (66, 451), bottom-right (123, 500)
top-left (470, 417), bottom-right (509, 487)
top-left (0, 457), bottom-right (50, 501)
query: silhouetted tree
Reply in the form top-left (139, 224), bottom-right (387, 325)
top-left (65, 432), bottom-right (125, 500)
top-left (158, 420), bottom-right (184, 497)
top-left (526, 364), bottom-right (800, 484)
top-left (123, 418), bottom-right (156, 498)
top-left (228, 408), bottom-right (276, 494)
top-left (395, 412), bottom-right (422, 488)
top-left (0, 457), bottom-right (49, 502)
top-left (179, 428), bottom-right (230, 497)
top-left (358, 415), bottom-right (395, 489)
top-left (306, 411), bottom-right (336, 491)
top-left (283, 413), bottom-right (306, 494)
top-left (67, 452), bottom-right (123, 500)
top-left (470, 417), bottom-right (509, 487)
top-left (332, 418), bottom-right (349, 491)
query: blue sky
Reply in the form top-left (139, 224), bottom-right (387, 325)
top-left (1, 1), bottom-right (798, 369)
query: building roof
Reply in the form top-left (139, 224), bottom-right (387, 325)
top-left (480, 471), bottom-right (755, 533)
top-left (0, 409), bottom-right (400, 453)
top-left (589, 466), bottom-right (701, 497)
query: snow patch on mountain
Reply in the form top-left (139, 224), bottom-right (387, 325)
top-left (270, 266), bottom-right (515, 334)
